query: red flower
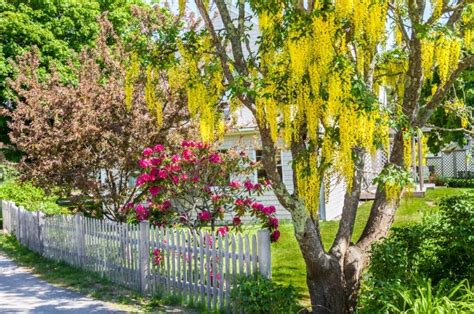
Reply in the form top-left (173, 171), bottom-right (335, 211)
top-left (233, 216), bottom-right (241, 226)
top-left (135, 204), bottom-right (150, 221)
top-left (244, 180), bottom-right (255, 191)
top-left (269, 217), bottom-right (279, 229)
top-left (270, 230), bottom-right (280, 242)
top-left (150, 158), bottom-right (162, 166)
top-left (263, 205), bottom-right (276, 215)
top-left (149, 186), bottom-right (161, 197)
top-left (161, 200), bottom-right (171, 211)
top-left (235, 199), bottom-right (245, 206)
top-left (198, 211), bottom-right (211, 222)
top-left (209, 152), bottom-right (222, 164)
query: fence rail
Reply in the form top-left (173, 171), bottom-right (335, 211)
top-left (1, 200), bottom-right (271, 312)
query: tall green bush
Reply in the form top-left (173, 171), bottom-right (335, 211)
top-left (359, 192), bottom-right (474, 312)
top-left (0, 179), bottom-right (65, 215)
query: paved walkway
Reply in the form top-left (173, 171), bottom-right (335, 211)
top-left (0, 253), bottom-right (126, 313)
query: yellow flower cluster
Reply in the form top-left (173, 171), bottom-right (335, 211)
top-left (435, 35), bottom-right (461, 84)
top-left (178, 38), bottom-right (224, 142)
top-left (385, 182), bottom-right (402, 202)
top-left (125, 52), bottom-right (139, 111)
top-left (145, 66), bottom-right (163, 127)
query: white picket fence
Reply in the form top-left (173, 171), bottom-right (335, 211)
top-left (1, 200), bottom-right (271, 312)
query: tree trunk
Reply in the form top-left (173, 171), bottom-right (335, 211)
top-left (296, 218), bottom-right (366, 313)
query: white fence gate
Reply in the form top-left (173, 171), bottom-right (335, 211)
top-left (1, 200), bottom-right (271, 312)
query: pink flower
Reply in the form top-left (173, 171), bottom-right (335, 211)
top-left (209, 152), bottom-right (222, 164)
top-left (198, 211), bottom-right (211, 222)
top-left (271, 230), bottom-right (280, 242)
top-left (153, 249), bottom-right (162, 265)
top-left (233, 216), bottom-right (241, 226)
top-left (263, 205), bottom-right (276, 215)
top-left (229, 180), bottom-right (241, 188)
top-left (136, 173), bottom-right (151, 186)
top-left (171, 175), bottom-right (180, 184)
top-left (182, 149), bottom-right (194, 161)
top-left (269, 217), bottom-right (279, 229)
top-left (181, 140), bottom-right (196, 148)
top-left (252, 202), bottom-right (264, 211)
top-left (138, 159), bottom-right (151, 169)
top-left (150, 158), bottom-right (162, 166)
top-left (235, 199), bottom-right (245, 207)
top-left (244, 180), bottom-right (255, 191)
top-left (143, 147), bottom-right (153, 157)
top-left (135, 204), bottom-right (150, 221)
top-left (149, 186), bottom-right (161, 197)
top-left (171, 154), bottom-right (180, 163)
top-left (191, 176), bottom-right (199, 183)
top-left (158, 169), bottom-right (168, 179)
top-left (180, 174), bottom-right (188, 181)
top-left (171, 164), bottom-right (181, 172)
top-left (154, 144), bottom-right (165, 152)
top-left (217, 226), bottom-right (229, 236)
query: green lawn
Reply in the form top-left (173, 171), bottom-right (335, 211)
top-left (271, 188), bottom-right (473, 303)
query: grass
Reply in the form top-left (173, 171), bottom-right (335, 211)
top-left (0, 233), bottom-right (201, 313)
top-left (271, 188), bottom-right (473, 304)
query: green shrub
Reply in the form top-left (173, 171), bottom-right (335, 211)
top-left (436, 177), bottom-right (474, 188)
top-left (0, 180), bottom-right (66, 215)
top-left (386, 278), bottom-right (474, 313)
top-left (230, 274), bottom-right (301, 313)
top-left (359, 193), bottom-right (474, 312)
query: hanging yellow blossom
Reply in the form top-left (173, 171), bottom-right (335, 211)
top-left (125, 52), bottom-right (139, 111)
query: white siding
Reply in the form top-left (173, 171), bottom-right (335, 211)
top-left (221, 131), bottom-right (346, 221)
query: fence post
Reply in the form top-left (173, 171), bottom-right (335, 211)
top-left (138, 221), bottom-right (150, 294)
top-left (75, 213), bottom-right (85, 267)
top-left (37, 211), bottom-right (44, 255)
top-left (257, 229), bottom-right (271, 279)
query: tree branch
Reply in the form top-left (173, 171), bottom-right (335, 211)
top-left (426, 124), bottom-right (474, 136)
top-left (417, 54), bottom-right (474, 126)
top-left (214, 0), bottom-right (248, 75)
top-left (330, 148), bottom-right (365, 257)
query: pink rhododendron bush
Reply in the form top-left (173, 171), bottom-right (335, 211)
top-left (126, 141), bottom-right (280, 242)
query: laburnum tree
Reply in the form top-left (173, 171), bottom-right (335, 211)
top-left (7, 17), bottom-right (195, 221)
top-left (155, 0), bottom-right (474, 312)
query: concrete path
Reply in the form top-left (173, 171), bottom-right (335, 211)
top-left (0, 253), bottom-right (127, 313)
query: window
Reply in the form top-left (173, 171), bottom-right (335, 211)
top-left (255, 149), bottom-right (283, 181)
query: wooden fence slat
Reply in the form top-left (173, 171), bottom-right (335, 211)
top-left (206, 232), bottom-right (212, 310)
